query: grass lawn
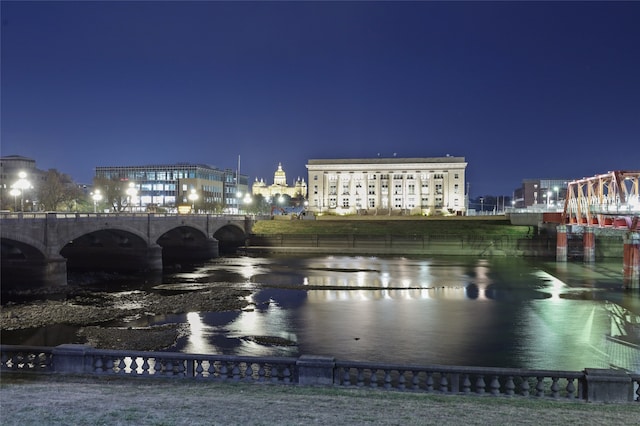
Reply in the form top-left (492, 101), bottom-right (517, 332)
top-left (252, 217), bottom-right (532, 238)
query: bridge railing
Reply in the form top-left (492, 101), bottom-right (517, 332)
top-left (2, 344), bottom-right (638, 403)
top-left (0, 212), bottom-right (260, 220)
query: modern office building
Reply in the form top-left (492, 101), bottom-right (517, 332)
top-left (512, 178), bottom-right (569, 208)
top-left (95, 163), bottom-right (248, 213)
top-left (306, 156), bottom-right (467, 215)
top-left (251, 163), bottom-right (307, 200)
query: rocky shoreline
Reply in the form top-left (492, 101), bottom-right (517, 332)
top-left (0, 285), bottom-right (253, 351)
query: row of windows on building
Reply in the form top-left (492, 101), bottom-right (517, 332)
top-left (95, 164), bottom-right (249, 211)
top-left (305, 157), bottom-right (468, 214)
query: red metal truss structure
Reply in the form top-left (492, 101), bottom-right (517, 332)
top-left (563, 170), bottom-right (640, 230)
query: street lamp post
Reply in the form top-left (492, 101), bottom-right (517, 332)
top-left (91, 190), bottom-right (103, 213)
top-left (126, 182), bottom-right (138, 213)
top-left (12, 171), bottom-right (32, 212)
top-left (236, 191), bottom-right (242, 214)
top-left (188, 189), bottom-right (199, 213)
top-left (9, 188), bottom-right (21, 212)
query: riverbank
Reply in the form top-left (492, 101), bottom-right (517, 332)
top-left (1, 374), bottom-right (639, 425)
top-left (0, 283), bottom-right (251, 350)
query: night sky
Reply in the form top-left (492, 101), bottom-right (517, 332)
top-left (1, 1), bottom-right (638, 197)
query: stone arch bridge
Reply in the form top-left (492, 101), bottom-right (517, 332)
top-left (1, 212), bottom-right (256, 289)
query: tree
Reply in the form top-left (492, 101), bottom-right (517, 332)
top-left (93, 176), bottom-right (130, 212)
top-left (36, 169), bottom-right (83, 211)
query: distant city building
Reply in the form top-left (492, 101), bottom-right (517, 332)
top-left (95, 163), bottom-right (248, 213)
top-left (513, 178), bottom-right (569, 208)
top-left (306, 156), bottom-right (467, 215)
top-left (0, 155), bottom-right (46, 211)
top-left (251, 163), bottom-right (307, 200)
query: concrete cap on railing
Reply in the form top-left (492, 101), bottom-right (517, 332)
top-left (584, 368), bottom-right (634, 402)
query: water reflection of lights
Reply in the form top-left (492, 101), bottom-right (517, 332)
top-left (307, 286), bottom-right (467, 302)
top-left (186, 312), bottom-right (213, 354)
top-left (534, 271), bottom-right (568, 300)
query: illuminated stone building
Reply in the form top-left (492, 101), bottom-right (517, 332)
top-left (251, 163), bottom-right (307, 200)
top-left (306, 156), bottom-right (467, 215)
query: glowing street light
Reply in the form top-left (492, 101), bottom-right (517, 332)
top-left (126, 182), bottom-right (138, 212)
top-left (91, 189), bottom-right (103, 213)
top-left (188, 189), bottom-right (199, 213)
top-left (11, 171), bottom-right (32, 211)
top-left (9, 188), bottom-right (21, 211)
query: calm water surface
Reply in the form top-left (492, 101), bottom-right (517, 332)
top-left (4, 255), bottom-right (640, 372)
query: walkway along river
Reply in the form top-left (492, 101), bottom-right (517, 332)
top-left (2, 254), bottom-right (639, 373)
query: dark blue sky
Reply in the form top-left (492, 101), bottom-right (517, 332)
top-left (2, 1), bottom-right (639, 197)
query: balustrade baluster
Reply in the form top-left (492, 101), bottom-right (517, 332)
top-left (141, 358), bottom-right (150, 375)
top-left (384, 370), bottom-right (392, 389)
top-left (94, 357), bottom-right (103, 373)
top-left (535, 377), bottom-right (545, 397)
top-left (195, 360), bottom-right (204, 378)
top-left (566, 378), bottom-right (575, 399)
top-left (462, 374), bottom-right (471, 394)
top-left (475, 375), bottom-right (486, 394)
top-left (258, 364), bottom-right (266, 382)
top-left (117, 358), bottom-right (126, 374)
top-left (520, 376), bottom-right (530, 397)
top-left (165, 360), bottom-right (174, 376)
top-left (244, 363), bottom-right (254, 381)
top-left (411, 371), bottom-right (420, 391)
top-left (130, 357), bottom-right (140, 374)
top-left (489, 376), bottom-right (500, 396)
top-left (220, 363), bottom-right (229, 381)
top-left (176, 360), bottom-right (185, 376)
top-left (207, 361), bottom-right (216, 379)
top-left (154, 358), bottom-right (162, 375)
top-left (426, 372), bottom-right (434, 392)
top-left (370, 369), bottom-right (379, 388)
top-left (270, 365), bottom-right (280, 383)
top-left (505, 376), bottom-right (515, 396)
top-left (232, 364), bottom-right (241, 381)
top-left (282, 367), bottom-right (291, 383)
top-left (398, 370), bottom-right (406, 390)
top-left (439, 374), bottom-right (448, 393)
top-left (551, 377), bottom-right (560, 398)
top-left (357, 369), bottom-right (365, 387)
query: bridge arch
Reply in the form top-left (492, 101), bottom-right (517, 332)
top-left (1, 230), bottom-right (48, 256)
top-left (156, 225), bottom-right (218, 264)
top-left (1, 236), bottom-right (63, 290)
top-left (212, 223), bottom-right (247, 253)
top-left (59, 228), bottom-right (155, 272)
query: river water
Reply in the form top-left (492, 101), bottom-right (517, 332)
top-left (4, 255), bottom-right (640, 372)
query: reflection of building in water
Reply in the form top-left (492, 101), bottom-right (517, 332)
top-left (252, 163), bottom-right (307, 199)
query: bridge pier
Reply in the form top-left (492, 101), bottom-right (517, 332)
top-left (44, 256), bottom-right (68, 286)
top-left (583, 227), bottom-right (595, 263)
top-left (556, 225), bottom-right (567, 262)
top-left (147, 244), bottom-right (163, 271)
top-left (623, 232), bottom-right (639, 289)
